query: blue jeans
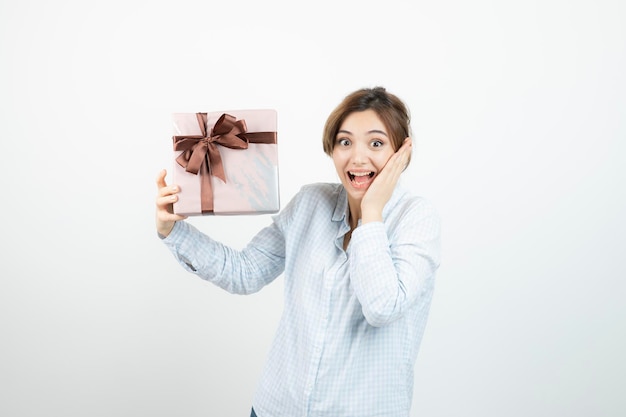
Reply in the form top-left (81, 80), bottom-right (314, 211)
top-left (250, 407), bottom-right (257, 417)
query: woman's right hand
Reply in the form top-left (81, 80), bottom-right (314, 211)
top-left (155, 169), bottom-right (187, 238)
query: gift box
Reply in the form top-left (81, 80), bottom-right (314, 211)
top-left (171, 109), bottom-right (279, 215)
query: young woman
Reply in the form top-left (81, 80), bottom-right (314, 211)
top-left (155, 87), bottom-right (441, 417)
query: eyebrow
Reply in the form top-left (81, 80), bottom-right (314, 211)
top-left (337, 129), bottom-right (389, 136)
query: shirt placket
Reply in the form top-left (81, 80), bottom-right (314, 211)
top-left (304, 247), bottom-right (348, 416)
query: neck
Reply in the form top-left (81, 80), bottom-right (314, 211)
top-left (347, 198), bottom-right (361, 230)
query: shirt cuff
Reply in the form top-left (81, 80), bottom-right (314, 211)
top-left (351, 221), bottom-right (388, 252)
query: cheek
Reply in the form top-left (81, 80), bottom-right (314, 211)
top-left (331, 154), bottom-right (344, 174)
top-left (376, 152), bottom-right (395, 169)
top-left (332, 151), bottom-right (347, 167)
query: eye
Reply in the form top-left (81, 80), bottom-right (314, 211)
top-left (371, 139), bottom-right (384, 148)
top-left (336, 138), bottom-right (351, 146)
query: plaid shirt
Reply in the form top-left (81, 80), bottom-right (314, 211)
top-left (162, 182), bottom-right (441, 417)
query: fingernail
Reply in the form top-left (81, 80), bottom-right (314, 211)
top-left (171, 195), bottom-right (176, 201)
top-left (172, 186), bottom-right (177, 192)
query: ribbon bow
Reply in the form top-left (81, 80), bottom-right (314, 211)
top-left (174, 113), bottom-right (249, 183)
top-left (172, 112), bottom-right (277, 213)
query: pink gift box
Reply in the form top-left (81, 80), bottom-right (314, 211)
top-left (171, 109), bottom-right (279, 216)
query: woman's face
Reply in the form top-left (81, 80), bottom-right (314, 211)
top-left (332, 109), bottom-right (396, 202)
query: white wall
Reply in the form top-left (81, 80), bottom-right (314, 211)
top-left (1, 1), bottom-right (624, 416)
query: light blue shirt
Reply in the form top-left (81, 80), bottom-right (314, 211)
top-left (162, 182), bottom-right (441, 417)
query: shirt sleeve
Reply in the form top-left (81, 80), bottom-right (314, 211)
top-left (161, 218), bottom-right (286, 295)
top-left (348, 198), bottom-right (441, 327)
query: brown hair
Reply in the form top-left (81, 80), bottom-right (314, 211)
top-left (322, 86), bottom-right (412, 162)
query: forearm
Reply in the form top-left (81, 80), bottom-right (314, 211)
top-left (349, 221), bottom-right (439, 327)
top-left (161, 221), bottom-right (284, 294)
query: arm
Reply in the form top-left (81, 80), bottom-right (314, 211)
top-left (349, 199), bottom-right (441, 327)
top-left (162, 220), bottom-right (286, 294)
top-left (156, 169), bottom-right (286, 294)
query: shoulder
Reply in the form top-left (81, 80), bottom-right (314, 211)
top-left (383, 189), bottom-right (441, 254)
top-left (273, 182), bottom-right (342, 227)
top-left (403, 193), bottom-right (439, 217)
top-left (297, 182), bottom-right (343, 201)
top-left (391, 185), bottom-right (438, 215)
top-left (288, 182), bottom-right (343, 214)
top-left (386, 186), bottom-right (441, 232)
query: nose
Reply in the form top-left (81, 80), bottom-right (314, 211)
top-left (350, 142), bottom-right (368, 165)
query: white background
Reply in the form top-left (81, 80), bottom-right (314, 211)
top-left (1, 0), bottom-right (624, 416)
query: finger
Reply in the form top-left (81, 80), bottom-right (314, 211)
top-left (156, 193), bottom-right (178, 209)
top-left (397, 138), bottom-right (412, 168)
top-left (156, 170), bottom-right (180, 198)
top-left (390, 148), bottom-right (409, 170)
top-left (158, 184), bottom-right (180, 198)
top-left (399, 138), bottom-right (412, 156)
top-left (380, 156), bottom-right (406, 184)
top-left (156, 169), bottom-right (168, 189)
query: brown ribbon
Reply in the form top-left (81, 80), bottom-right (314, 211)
top-left (173, 113), bottom-right (277, 213)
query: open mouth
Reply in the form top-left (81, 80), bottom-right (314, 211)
top-left (348, 171), bottom-right (375, 186)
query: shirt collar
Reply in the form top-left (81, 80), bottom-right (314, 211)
top-left (332, 185), bottom-right (349, 223)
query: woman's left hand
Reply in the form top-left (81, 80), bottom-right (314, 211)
top-left (360, 137), bottom-right (412, 223)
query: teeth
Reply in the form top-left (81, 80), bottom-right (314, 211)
top-left (349, 171), bottom-right (372, 176)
